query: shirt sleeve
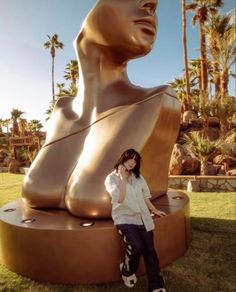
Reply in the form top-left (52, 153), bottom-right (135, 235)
top-left (104, 174), bottom-right (120, 204)
top-left (140, 175), bottom-right (152, 199)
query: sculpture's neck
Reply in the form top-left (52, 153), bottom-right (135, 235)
top-left (73, 40), bottom-right (131, 124)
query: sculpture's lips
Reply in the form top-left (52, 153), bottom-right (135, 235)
top-left (134, 18), bottom-right (156, 35)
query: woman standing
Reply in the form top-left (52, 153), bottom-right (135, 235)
top-left (105, 149), bottom-right (166, 292)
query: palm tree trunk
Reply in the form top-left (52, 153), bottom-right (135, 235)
top-left (13, 120), bottom-right (19, 137)
top-left (213, 61), bottom-right (221, 98)
top-left (199, 71), bottom-right (202, 92)
top-left (72, 77), bottom-right (77, 94)
top-left (72, 77), bottom-right (77, 90)
top-left (200, 158), bottom-right (208, 175)
top-left (182, 0), bottom-right (191, 111)
top-left (52, 56), bottom-right (55, 102)
top-left (221, 67), bottom-right (229, 100)
top-left (200, 21), bottom-right (208, 93)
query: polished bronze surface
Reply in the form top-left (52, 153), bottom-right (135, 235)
top-left (0, 191), bottom-right (191, 284)
top-left (21, 0), bottom-right (181, 218)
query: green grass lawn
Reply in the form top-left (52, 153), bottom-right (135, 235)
top-left (0, 173), bottom-right (235, 292)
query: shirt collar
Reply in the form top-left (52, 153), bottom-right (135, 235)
top-left (112, 169), bottom-right (135, 178)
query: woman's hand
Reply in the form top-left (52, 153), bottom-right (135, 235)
top-left (152, 209), bottom-right (166, 217)
top-left (118, 164), bottom-right (127, 180)
top-left (145, 199), bottom-right (166, 217)
top-left (117, 165), bottom-right (127, 203)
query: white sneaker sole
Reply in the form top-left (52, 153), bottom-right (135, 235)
top-left (120, 263), bottom-right (137, 288)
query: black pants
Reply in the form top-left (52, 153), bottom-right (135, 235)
top-left (117, 224), bottom-right (165, 292)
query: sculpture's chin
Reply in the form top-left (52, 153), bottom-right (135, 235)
top-left (127, 37), bottom-right (154, 60)
top-left (124, 45), bottom-right (152, 61)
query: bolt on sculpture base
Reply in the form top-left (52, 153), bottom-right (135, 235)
top-left (0, 190), bottom-right (191, 284)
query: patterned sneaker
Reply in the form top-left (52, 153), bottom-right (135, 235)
top-left (120, 263), bottom-right (137, 288)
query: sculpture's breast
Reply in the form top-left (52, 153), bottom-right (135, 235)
top-left (65, 92), bottom-right (181, 218)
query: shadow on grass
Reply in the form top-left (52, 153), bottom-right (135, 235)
top-left (0, 217), bottom-right (235, 292)
top-left (191, 216), bottom-right (236, 234)
top-left (165, 216), bottom-right (236, 292)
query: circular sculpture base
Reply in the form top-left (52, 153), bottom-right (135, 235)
top-left (0, 190), bottom-right (191, 284)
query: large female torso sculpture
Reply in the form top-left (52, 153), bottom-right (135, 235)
top-left (22, 0), bottom-right (181, 218)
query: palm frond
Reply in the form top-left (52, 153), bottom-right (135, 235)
top-left (186, 3), bottom-right (198, 11)
top-left (208, 7), bottom-right (218, 15)
top-left (183, 131), bottom-right (220, 159)
top-left (217, 130), bottom-right (236, 156)
top-left (43, 41), bottom-right (51, 48)
top-left (211, 0), bottom-right (224, 8)
top-left (192, 14), bottom-right (199, 26)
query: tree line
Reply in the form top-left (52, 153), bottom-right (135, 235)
top-left (172, 0), bottom-right (235, 135)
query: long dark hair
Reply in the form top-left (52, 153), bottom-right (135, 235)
top-left (114, 149), bottom-right (141, 178)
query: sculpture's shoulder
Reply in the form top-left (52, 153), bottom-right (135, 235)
top-left (146, 84), bottom-right (177, 99)
top-left (54, 96), bottom-right (76, 114)
top-left (143, 84), bottom-right (180, 112)
top-left (44, 96), bottom-right (79, 145)
top-left (50, 96), bottom-right (78, 124)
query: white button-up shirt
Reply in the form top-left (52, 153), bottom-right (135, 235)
top-left (104, 170), bottom-right (155, 232)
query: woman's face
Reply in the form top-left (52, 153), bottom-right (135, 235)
top-left (83, 0), bottom-right (158, 59)
top-left (123, 158), bottom-right (137, 171)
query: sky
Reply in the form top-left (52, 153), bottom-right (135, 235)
top-left (0, 0), bottom-right (235, 129)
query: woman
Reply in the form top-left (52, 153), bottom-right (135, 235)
top-left (105, 149), bottom-right (166, 292)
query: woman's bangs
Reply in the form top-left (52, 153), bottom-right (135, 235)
top-left (131, 153), bottom-right (139, 163)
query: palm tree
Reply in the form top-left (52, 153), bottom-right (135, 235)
top-left (45, 99), bottom-right (58, 121)
top-left (64, 60), bottom-right (79, 97)
top-left (217, 10), bottom-right (236, 99)
top-left (18, 118), bottom-right (28, 136)
top-left (56, 83), bottom-right (66, 97)
top-left (10, 108), bottom-right (24, 136)
top-left (205, 13), bottom-right (224, 97)
top-left (188, 58), bottom-right (202, 90)
top-left (189, 58), bottom-right (213, 93)
top-left (28, 119), bottom-right (43, 133)
top-left (187, 0), bottom-right (224, 93)
top-left (1, 118), bottom-right (11, 133)
top-left (206, 10), bottom-right (236, 99)
top-left (56, 80), bottom-right (78, 98)
top-left (182, 0), bottom-right (191, 111)
top-left (0, 119), bottom-right (3, 133)
top-left (218, 130), bottom-right (236, 158)
top-left (28, 119), bottom-right (43, 148)
top-left (45, 83), bottom-right (66, 122)
top-left (169, 77), bottom-right (186, 114)
top-left (183, 131), bottom-right (221, 175)
top-left (45, 75), bottom-right (79, 122)
top-left (44, 34), bottom-right (64, 102)
top-left (211, 95), bottom-right (236, 134)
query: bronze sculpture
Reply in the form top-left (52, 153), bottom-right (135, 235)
top-left (22, 0), bottom-right (180, 218)
top-left (0, 1), bottom-right (191, 284)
